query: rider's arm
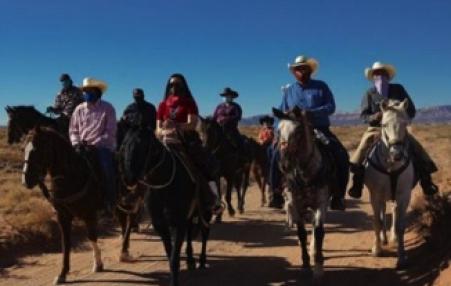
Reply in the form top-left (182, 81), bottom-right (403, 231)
top-left (69, 107), bottom-right (81, 146)
top-left (360, 91), bottom-right (379, 124)
top-left (399, 85), bottom-right (416, 119)
top-left (309, 83), bottom-right (336, 116)
top-left (178, 114), bottom-right (198, 131)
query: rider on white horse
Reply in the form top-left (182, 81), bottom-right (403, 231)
top-left (348, 61), bottom-right (439, 198)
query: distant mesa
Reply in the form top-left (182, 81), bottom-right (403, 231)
top-left (240, 105), bottom-right (451, 126)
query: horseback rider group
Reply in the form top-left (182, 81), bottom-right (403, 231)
top-left (45, 54), bottom-right (439, 216)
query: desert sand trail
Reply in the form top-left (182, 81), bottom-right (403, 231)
top-left (0, 185), bottom-right (444, 286)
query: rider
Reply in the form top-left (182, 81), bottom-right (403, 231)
top-left (258, 115), bottom-right (275, 162)
top-left (47, 73), bottom-right (84, 134)
top-left (348, 61), bottom-right (439, 198)
top-left (212, 87), bottom-right (244, 149)
top-left (156, 73), bottom-right (222, 214)
top-left (118, 88), bottom-right (157, 146)
top-left (69, 77), bottom-right (117, 213)
top-left (269, 55), bottom-right (349, 211)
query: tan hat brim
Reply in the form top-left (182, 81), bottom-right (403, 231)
top-left (365, 65), bottom-right (396, 81)
top-left (288, 58), bottom-right (318, 73)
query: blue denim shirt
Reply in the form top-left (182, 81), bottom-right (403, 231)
top-left (279, 79), bottom-right (336, 128)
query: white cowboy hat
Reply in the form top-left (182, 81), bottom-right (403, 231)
top-left (364, 61), bottom-right (396, 81)
top-left (81, 77), bottom-right (108, 93)
top-left (288, 55), bottom-right (318, 74)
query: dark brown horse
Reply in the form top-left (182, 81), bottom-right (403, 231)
top-left (198, 117), bottom-right (251, 218)
top-left (119, 128), bottom-right (212, 286)
top-left (248, 137), bottom-right (271, 207)
top-left (22, 127), bottom-right (105, 285)
top-left (6, 105), bottom-right (143, 263)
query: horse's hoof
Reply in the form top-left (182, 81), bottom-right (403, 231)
top-left (371, 246), bottom-right (383, 257)
top-left (198, 263), bottom-right (209, 270)
top-left (396, 257), bottom-right (408, 270)
top-left (238, 208), bottom-right (244, 214)
top-left (93, 263), bottom-right (104, 273)
top-left (227, 208), bottom-right (235, 217)
top-left (119, 252), bottom-right (134, 262)
top-left (187, 260), bottom-right (196, 271)
top-left (215, 215), bottom-right (222, 224)
top-left (313, 264), bottom-right (324, 278)
top-left (53, 275), bottom-right (66, 285)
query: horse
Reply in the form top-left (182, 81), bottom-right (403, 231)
top-left (364, 99), bottom-right (416, 269)
top-left (272, 106), bottom-right (335, 279)
top-left (5, 105), bottom-right (58, 144)
top-left (248, 137), bottom-right (271, 207)
top-left (119, 128), bottom-right (212, 286)
top-left (22, 127), bottom-right (105, 285)
top-left (197, 117), bottom-right (251, 217)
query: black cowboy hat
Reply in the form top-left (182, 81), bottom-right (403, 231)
top-left (59, 73), bottom-right (72, 82)
top-left (259, 115), bottom-right (274, 125)
top-left (220, 87), bottom-right (239, 98)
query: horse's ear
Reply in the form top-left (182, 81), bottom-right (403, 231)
top-left (5, 106), bottom-right (12, 115)
top-left (399, 98), bottom-right (409, 111)
top-left (380, 100), bottom-right (389, 112)
top-left (272, 108), bottom-right (288, 120)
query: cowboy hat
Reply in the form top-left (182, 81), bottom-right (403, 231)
top-left (288, 55), bottom-right (318, 73)
top-left (259, 115), bottom-right (274, 126)
top-left (220, 87), bottom-right (239, 98)
top-left (365, 61), bottom-right (396, 81)
top-left (81, 77), bottom-right (108, 93)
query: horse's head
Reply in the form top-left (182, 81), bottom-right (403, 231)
top-left (380, 99), bottom-right (411, 162)
top-left (5, 105), bottom-right (41, 144)
top-left (272, 106), bottom-right (314, 155)
top-left (197, 116), bottom-right (222, 148)
top-left (22, 126), bottom-right (54, 188)
top-left (119, 128), bottom-right (155, 186)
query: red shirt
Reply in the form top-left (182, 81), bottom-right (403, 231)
top-left (258, 126), bottom-right (275, 145)
top-left (157, 95), bottom-right (199, 123)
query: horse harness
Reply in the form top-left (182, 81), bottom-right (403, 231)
top-left (367, 141), bottom-right (411, 201)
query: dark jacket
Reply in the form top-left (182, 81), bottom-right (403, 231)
top-left (122, 100), bottom-right (157, 130)
top-left (360, 83), bottom-right (416, 127)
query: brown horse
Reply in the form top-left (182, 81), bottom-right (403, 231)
top-left (248, 137), bottom-right (271, 207)
top-left (22, 127), bottom-right (105, 285)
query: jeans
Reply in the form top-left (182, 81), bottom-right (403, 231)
top-left (96, 147), bottom-right (116, 208)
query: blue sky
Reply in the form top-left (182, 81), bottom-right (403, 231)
top-left (1, 0), bottom-right (451, 124)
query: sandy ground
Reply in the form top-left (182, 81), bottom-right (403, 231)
top-left (0, 185), bottom-right (448, 286)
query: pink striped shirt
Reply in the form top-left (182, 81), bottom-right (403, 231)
top-left (69, 100), bottom-right (117, 151)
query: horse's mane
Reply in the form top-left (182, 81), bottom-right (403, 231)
top-left (9, 105), bottom-right (42, 115)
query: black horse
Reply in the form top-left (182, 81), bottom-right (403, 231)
top-left (119, 128), bottom-right (212, 286)
top-left (198, 117), bottom-right (251, 218)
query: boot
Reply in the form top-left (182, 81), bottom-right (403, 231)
top-left (348, 164), bottom-right (364, 199)
top-left (330, 196), bottom-right (346, 211)
top-left (420, 173), bottom-right (439, 196)
top-left (269, 190), bottom-right (284, 209)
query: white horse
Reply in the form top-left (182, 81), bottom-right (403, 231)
top-left (364, 98), bottom-right (416, 269)
top-left (273, 107), bottom-right (332, 279)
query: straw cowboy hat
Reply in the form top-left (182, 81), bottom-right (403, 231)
top-left (364, 61), bottom-right (396, 81)
top-left (81, 77), bottom-right (108, 93)
top-left (220, 87), bottom-right (239, 98)
top-left (288, 55), bottom-right (318, 74)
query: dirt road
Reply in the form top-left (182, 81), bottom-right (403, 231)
top-left (0, 186), bottom-right (446, 286)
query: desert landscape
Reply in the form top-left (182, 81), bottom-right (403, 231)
top-left (1, 124), bottom-right (451, 285)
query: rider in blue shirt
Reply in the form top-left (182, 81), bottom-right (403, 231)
top-left (269, 55), bottom-right (349, 211)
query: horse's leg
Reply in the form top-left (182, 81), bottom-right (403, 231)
top-left (262, 176), bottom-right (268, 207)
top-left (119, 213), bottom-right (134, 262)
top-left (310, 207), bottom-right (325, 278)
top-left (390, 203), bottom-right (398, 244)
top-left (252, 165), bottom-right (264, 206)
top-left (225, 177), bottom-right (235, 216)
top-left (199, 218), bottom-right (210, 269)
top-left (85, 217), bottom-right (103, 272)
top-left (240, 165), bottom-right (250, 212)
top-left (153, 220), bottom-right (172, 260)
top-left (54, 212), bottom-right (73, 285)
top-left (214, 178), bottom-right (223, 223)
top-left (236, 173), bottom-right (245, 214)
top-left (370, 194), bottom-right (383, 257)
top-left (380, 202), bottom-right (388, 245)
top-left (185, 222), bottom-right (196, 271)
top-left (395, 200), bottom-right (409, 269)
top-left (296, 221), bottom-right (310, 270)
top-left (169, 224), bottom-right (187, 286)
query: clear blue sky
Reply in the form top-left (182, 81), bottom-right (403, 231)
top-left (1, 0), bottom-right (451, 124)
